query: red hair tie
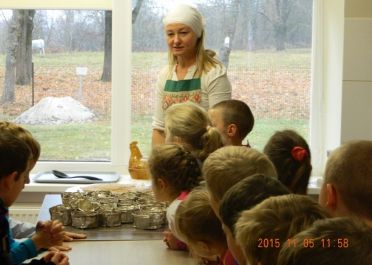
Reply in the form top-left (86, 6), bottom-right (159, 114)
top-left (291, 146), bottom-right (307, 162)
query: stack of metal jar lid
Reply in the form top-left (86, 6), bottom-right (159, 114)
top-left (49, 191), bottom-right (167, 230)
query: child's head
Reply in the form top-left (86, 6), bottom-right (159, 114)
top-left (219, 174), bottom-right (290, 265)
top-left (175, 188), bottom-right (226, 262)
top-left (263, 129), bottom-right (311, 194)
top-left (319, 140), bottom-right (372, 221)
top-left (164, 102), bottom-right (223, 161)
top-left (277, 217), bottom-right (372, 265)
top-left (148, 144), bottom-right (202, 202)
top-left (0, 121), bottom-right (41, 165)
top-left (0, 130), bottom-right (32, 206)
top-left (235, 194), bottom-right (329, 265)
top-left (208, 99), bottom-right (254, 146)
top-left (203, 146), bottom-right (277, 214)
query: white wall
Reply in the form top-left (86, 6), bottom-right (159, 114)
top-left (323, 1), bottom-right (344, 154)
top-left (319, 0), bottom-right (372, 165)
top-left (341, 2), bottom-right (372, 142)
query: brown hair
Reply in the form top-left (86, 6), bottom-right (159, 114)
top-left (277, 217), bottom-right (372, 265)
top-left (211, 99), bottom-right (254, 141)
top-left (263, 130), bottom-right (311, 194)
top-left (203, 146), bottom-right (277, 202)
top-left (0, 121), bottom-right (40, 163)
top-left (235, 194), bottom-right (329, 265)
top-left (165, 102), bottom-right (223, 161)
top-left (219, 174), bottom-right (289, 235)
top-left (324, 140), bottom-right (372, 219)
top-left (148, 144), bottom-right (202, 197)
top-left (175, 187), bottom-right (225, 244)
top-left (0, 131), bottom-right (31, 179)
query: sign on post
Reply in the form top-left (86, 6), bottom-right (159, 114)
top-left (76, 67), bottom-right (88, 100)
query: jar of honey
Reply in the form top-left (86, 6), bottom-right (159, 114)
top-left (128, 141), bottom-right (150, 180)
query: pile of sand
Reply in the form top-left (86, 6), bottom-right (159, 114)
top-left (14, 96), bottom-right (95, 125)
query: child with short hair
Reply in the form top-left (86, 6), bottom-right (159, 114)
top-left (0, 122), bottom-right (86, 248)
top-left (203, 146), bottom-right (277, 214)
top-left (319, 140), bottom-right (372, 225)
top-left (0, 131), bottom-right (69, 265)
top-left (263, 129), bottom-right (311, 194)
top-left (235, 194), bottom-right (329, 265)
top-left (208, 99), bottom-right (254, 146)
top-left (164, 102), bottom-right (223, 162)
top-left (148, 144), bottom-right (202, 250)
top-left (219, 174), bottom-right (290, 265)
top-left (277, 217), bottom-right (372, 265)
top-left (175, 188), bottom-right (235, 265)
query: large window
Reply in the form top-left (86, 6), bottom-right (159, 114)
top-left (0, 9), bottom-right (111, 161)
top-left (0, 1), bottom-right (325, 175)
top-left (0, 1), bottom-right (130, 173)
top-left (131, 0), bottom-right (313, 156)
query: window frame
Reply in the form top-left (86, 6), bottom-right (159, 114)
top-left (1, 0), bottom-right (131, 174)
top-left (1, 0), bottom-right (326, 176)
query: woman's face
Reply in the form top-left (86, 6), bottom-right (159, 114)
top-left (165, 23), bottom-right (198, 59)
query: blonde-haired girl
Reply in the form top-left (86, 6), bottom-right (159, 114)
top-left (175, 188), bottom-right (236, 265)
top-left (164, 102), bottom-right (223, 162)
top-left (148, 144), bottom-right (202, 250)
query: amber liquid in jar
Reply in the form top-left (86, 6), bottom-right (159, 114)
top-left (128, 141), bottom-right (149, 180)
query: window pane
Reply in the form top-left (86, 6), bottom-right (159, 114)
top-left (132, 0), bottom-right (312, 155)
top-left (0, 9), bottom-right (111, 161)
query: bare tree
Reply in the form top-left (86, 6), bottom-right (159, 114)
top-left (101, 0), bottom-right (144, 82)
top-left (247, 0), bottom-right (260, 51)
top-left (101, 11), bottom-right (112, 81)
top-left (260, 0), bottom-right (296, 51)
top-left (218, 0), bottom-right (241, 68)
top-left (2, 11), bottom-right (21, 103)
top-left (132, 0), bottom-right (144, 24)
top-left (15, 10), bottom-right (35, 85)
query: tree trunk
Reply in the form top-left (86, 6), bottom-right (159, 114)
top-left (219, 0), bottom-right (240, 68)
top-left (101, 0), bottom-right (144, 81)
top-left (15, 10), bottom-right (35, 85)
top-left (248, 0), bottom-right (259, 51)
top-left (2, 11), bottom-right (21, 103)
top-left (274, 23), bottom-right (287, 51)
top-left (101, 11), bottom-right (112, 82)
top-left (132, 0), bottom-right (144, 24)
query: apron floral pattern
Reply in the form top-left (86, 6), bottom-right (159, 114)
top-left (162, 78), bottom-right (201, 110)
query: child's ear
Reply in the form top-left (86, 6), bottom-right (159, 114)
top-left (0, 171), bottom-right (18, 190)
top-left (156, 178), bottom-right (167, 191)
top-left (325, 183), bottom-right (337, 209)
top-left (226, 124), bottom-right (238, 137)
top-left (195, 240), bottom-right (211, 253)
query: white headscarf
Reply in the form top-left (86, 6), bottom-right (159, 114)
top-left (163, 4), bottom-right (205, 38)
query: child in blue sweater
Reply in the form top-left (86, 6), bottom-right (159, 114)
top-left (0, 130), bottom-right (68, 265)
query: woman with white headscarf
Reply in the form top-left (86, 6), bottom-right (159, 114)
top-left (152, 4), bottom-right (232, 145)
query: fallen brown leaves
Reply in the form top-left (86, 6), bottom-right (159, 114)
top-left (1, 66), bottom-right (310, 120)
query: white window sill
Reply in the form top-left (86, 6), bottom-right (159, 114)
top-left (307, 175), bottom-right (323, 195)
top-left (23, 173), bottom-right (150, 193)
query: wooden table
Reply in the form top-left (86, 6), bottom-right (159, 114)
top-left (33, 194), bottom-right (195, 265)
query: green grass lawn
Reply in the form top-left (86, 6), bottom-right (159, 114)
top-left (0, 52), bottom-right (104, 67)
top-left (20, 115), bottom-right (308, 160)
top-left (24, 121), bottom-right (111, 161)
